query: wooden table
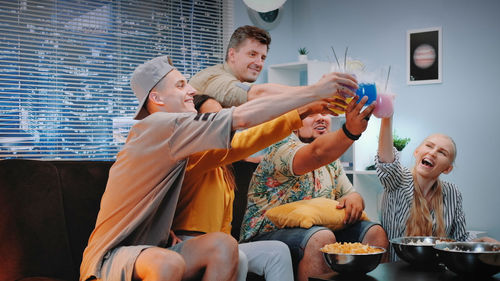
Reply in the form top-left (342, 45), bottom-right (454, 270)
top-left (309, 261), bottom-right (500, 281)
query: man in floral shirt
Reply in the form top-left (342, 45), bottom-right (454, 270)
top-left (240, 96), bottom-right (389, 281)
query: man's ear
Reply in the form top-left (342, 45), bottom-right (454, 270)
top-left (149, 91), bottom-right (163, 104)
top-left (227, 48), bottom-right (235, 63)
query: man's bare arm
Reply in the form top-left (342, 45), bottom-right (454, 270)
top-left (232, 72), bottom-right (358, 130)
top-left (292, 96), bottom-right (375, 175)
top-left (247, 83), bottom-right (306, 100)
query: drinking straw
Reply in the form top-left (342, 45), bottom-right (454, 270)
top-left (385, 65), bottom-right (391, 92)
top-left (331, 46), bottom-right (341, 70)
top-left (343, 47), bottom-right (348, 72)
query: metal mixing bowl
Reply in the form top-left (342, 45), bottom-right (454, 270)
top-left (434, 242), bottom-right (500, 277)
top-left (390, 236), bottom-right (455, 267)
top-left (322, 246), bottom-right (386, 275)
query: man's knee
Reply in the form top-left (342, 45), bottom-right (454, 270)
top-left (135, 248), bottom-right (185, 280)
top-left (303, 229), bottom-right (336, 259)
top-left (237, 249), bottom-right (249, 280)
top-left (363, 224), bottom-right (389, 246)
top-left (238, 249), bottom-right (249, 269)
top-left (208, 232), bottom-right (238, 249)
top-left (307, 229), bottom-right (336, 248)
top-left (257, 241), bottom-right (291, 266)
top-left (156, 252), bottom-right (186, 279)
top-left (202, 232), bottom-right (239, 261)
top-left (269, 241), bottom-right (291, 261)
top-left (273, 240), bottom-right (291, 254)
top-left (299, 230), bottom-right (336, 277)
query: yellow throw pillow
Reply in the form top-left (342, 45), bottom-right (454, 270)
top-left (265, 197), bottom-right (370, 231)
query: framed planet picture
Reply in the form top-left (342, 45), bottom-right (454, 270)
top-left (407, 27), bottom-right (442, 85)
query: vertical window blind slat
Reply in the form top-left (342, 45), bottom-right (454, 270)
top-left (0, 0), bottom-right (233, 160)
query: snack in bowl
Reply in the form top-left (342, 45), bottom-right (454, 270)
top-left (320, 242), bottom-right (386, 275)
top-left (321, 242), bottom-right (384, 254)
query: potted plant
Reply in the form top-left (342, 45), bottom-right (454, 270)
top-left (393, 132), bottom-right (411, 151)
top-left (298, 47), bottom-right (309, 62)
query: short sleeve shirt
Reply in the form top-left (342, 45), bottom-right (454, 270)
top-left (189, 63), bottom-right (251, 107)
top-left (240, 133), bottom-right (354, 241)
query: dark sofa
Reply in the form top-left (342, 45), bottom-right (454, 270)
top-left (0, 159), bottom-right (260, 281)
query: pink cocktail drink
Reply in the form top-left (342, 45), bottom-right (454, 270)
top-left (373, 93), bottom-right (395, 118)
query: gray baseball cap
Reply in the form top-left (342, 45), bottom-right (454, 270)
top-left (130, 55), bottom-right (175, 120)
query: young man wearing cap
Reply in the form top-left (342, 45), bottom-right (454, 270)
top-left (80, 55), bottom-right (359, 281)
top-left (189, 25), bottom-right (297, 108)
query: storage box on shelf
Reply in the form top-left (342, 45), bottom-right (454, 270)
top-left (268, 60), bottom-right (384, 222)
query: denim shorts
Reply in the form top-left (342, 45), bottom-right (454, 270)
top-left (250, 220), bottom-right (380, 268)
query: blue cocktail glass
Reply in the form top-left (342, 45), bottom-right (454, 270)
top-left (356, 83), bottom-right (377, 105)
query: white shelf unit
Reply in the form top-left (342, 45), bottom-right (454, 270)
top-left (268, 60), bottom-right (331, 86)
top-left (268, 60), bottom-right (384, 222)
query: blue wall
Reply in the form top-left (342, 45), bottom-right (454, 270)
top-left (234, 0), bottom-right (500, 239)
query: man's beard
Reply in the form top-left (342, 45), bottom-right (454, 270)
top-left (298, 135), bottom-right (315, 144)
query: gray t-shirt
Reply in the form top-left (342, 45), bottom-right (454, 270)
top-left (80, 108), bottom-right (234, 280)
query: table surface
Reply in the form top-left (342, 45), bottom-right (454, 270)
top-left (309, 261), bottom-right (500, 281)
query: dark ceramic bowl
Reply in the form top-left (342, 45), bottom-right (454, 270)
top-left (434, 242), bottom-right (500, 277)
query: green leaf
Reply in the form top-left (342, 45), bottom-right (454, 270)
top-left (298, 47), bottom-right (309, 55)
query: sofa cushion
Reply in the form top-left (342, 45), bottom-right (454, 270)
top-left (0, 160), bottom-right (75, 281)
top-left (231, 160), bottom-right (259, 240)
top-left (231, 161), bottom-right (265, 281)
top-left (54, 161), bottom-right (113, 273)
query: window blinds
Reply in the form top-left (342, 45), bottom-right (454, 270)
top-left (0, 0), bottom-right (233, 160)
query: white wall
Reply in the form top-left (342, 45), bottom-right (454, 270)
top-left (234, 0), bottom-right (500, 239)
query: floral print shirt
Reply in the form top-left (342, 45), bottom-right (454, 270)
top-left (239, 133), bottom-right (354, 241)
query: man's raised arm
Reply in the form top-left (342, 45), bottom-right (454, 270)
top-left (232, 72), bottom-right (357, 130)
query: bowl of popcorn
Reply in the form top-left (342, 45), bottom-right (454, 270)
top-left (390, 236), bottom-right (455, 267)
top-left (320, 242), bottom-right (386, 275)
top-left (434, 242), bottom-right (500, 277)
